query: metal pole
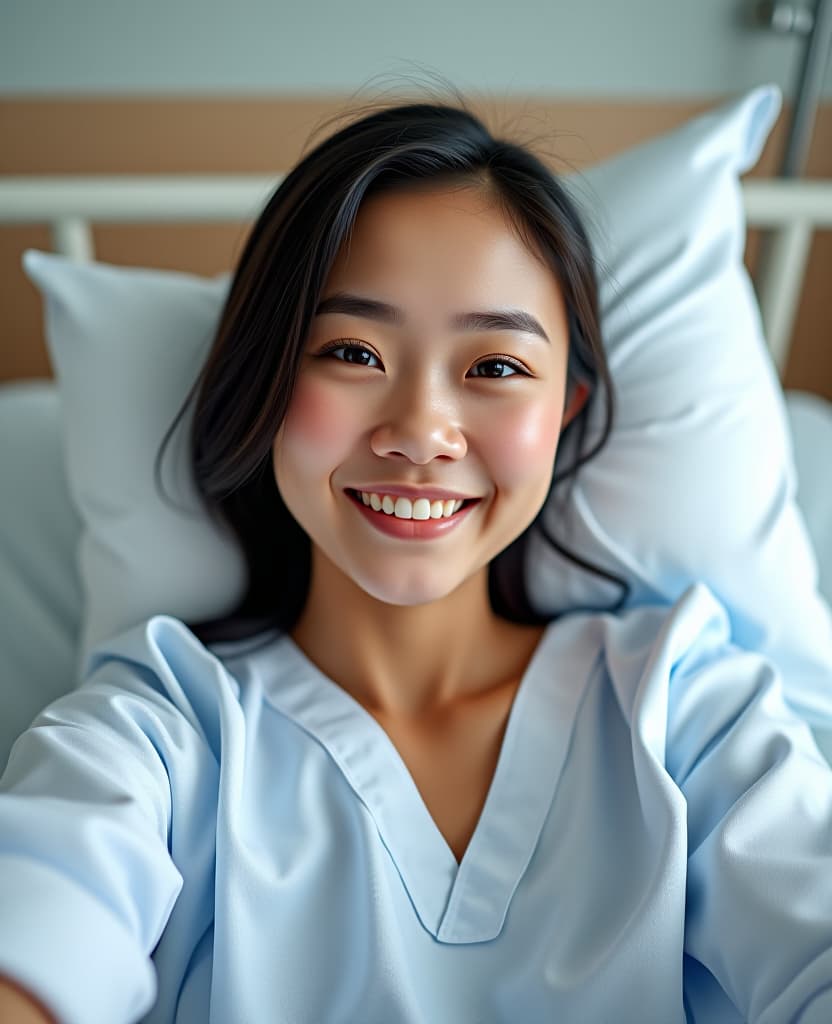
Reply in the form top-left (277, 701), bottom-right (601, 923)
top-left (781, 0), bottom-right (832, 176)
top-left (752, 0), bottom-right (832, 373)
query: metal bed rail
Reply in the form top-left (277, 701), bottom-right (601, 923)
top-left (0, 175), bottom-right (830, 376)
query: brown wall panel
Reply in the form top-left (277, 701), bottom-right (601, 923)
top-left (0, 95), bottom-right (829, 398)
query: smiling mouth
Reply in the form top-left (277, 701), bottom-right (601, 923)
top-left (346, 489), bottom-right (480, 521)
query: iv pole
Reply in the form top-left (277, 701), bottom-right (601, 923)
top-left (753, 0), bottom-right (832, 374)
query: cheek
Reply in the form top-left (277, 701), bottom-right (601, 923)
top-left (482, 399), bottom-right (563, 489)
top-left (275, 377), bottom-right (363, 477)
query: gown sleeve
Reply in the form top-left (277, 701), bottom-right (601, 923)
top-left (0, 617), bottom-right (224, 1024)
top-left (663, 595), bottom-right (832, 1022)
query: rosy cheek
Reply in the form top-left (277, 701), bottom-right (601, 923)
top-left (481, 400), bottom-right (563, 487)
top-left (277, 376), bottom-right (364, 472)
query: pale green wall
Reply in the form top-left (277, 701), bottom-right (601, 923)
top-left (2, 0), bottom-right (830, 97)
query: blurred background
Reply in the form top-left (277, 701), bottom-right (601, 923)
top-left (1, 0), bottom-right (830, 397)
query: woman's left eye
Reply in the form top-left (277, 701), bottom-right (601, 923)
top-left (468, 358), bottom-right (528, 379)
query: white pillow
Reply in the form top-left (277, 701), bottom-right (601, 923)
top-left (785, 391), bottom-right (832, 602)
top-left (20, 257), bottom-right (246, 674)
top-left (0, 383), bottom-right (81, 771)
top-left (527, 84), bottom-right (832, 726)
top-left (22, 85), bottom-right (832, 727)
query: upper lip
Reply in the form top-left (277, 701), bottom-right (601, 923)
top-left (347, 485), bottom-right (479, 502)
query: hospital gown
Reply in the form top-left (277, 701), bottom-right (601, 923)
top-left (0, 582), bottom-right (831, 1023)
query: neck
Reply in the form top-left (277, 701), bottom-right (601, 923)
top-left (289, 548), bottom-right (535, 718)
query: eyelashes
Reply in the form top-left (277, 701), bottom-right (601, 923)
top-left (315, 339), bottom-right (531, 378)
top-left (317, 340), bottom-right (381, 368)
top-left (468, 358), bottom-right (527, 379)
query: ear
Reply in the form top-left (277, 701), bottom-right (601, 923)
top-left (562, 381), bottom-right (591, 428)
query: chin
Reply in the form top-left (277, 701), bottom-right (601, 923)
top-left (352, 568), bottom-right (463, 608)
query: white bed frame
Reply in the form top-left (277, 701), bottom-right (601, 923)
top-left (0, 175), bottom-right (831, 377)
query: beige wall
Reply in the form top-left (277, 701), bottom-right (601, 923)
top-left (1, 95), bottom-right (830, 399)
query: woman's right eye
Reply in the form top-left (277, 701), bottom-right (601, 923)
top-left (319, 342), bottom-right (382, 369)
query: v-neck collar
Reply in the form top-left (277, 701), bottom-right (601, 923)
top-left (255, 612), bottom-right (603, 944)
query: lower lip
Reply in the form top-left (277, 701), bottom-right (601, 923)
top-left (346, 491), bottom-right (479, 540)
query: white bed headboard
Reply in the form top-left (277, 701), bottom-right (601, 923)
top-left (0, 175), bottom-right (830, 377)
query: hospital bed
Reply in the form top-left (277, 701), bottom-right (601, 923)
top-left (0, 168), bottom-right (831, 773)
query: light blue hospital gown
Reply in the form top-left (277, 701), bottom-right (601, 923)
top-left (1, 582), bottom-right (832, 1024)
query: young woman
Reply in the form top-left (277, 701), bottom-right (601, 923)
top-left (1, 100), bottom-right (831, 1024)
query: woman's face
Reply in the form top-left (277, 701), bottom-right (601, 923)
top-left (272, 183), bottom-right (585, 608)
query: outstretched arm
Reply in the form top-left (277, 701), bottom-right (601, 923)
top-left (0, 620), bottom-right (223, 1024)
top-left (667, 641), bottom-right (832, 1022)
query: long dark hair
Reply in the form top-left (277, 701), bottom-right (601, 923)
top-left (160, 98), bottom-right (627, 644)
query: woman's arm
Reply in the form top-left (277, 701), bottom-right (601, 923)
top-left (0, 977), bottom-right (57, 1024)
top-left (0, 620), bottom-right (223, 1024)
top-left (667, 639), bottom-right (832, 1022)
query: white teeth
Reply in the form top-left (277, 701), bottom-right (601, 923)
top-left (357, 491), bottom-right (466, 520)
top-left (412, 498), bottom-right (431, 520)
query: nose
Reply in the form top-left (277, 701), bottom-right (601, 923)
top-left (369, 385), bottom-right (467, 464)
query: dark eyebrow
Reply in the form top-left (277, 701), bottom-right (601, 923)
top-left (315, 293), bottom-right (404, 325)
top-left (450, 310), bottom-right (550, 343)
top-left (314, 292), bottom-right (550, 343)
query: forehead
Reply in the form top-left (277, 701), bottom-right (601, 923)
top-left (324, 185), bottom-right (565, 325)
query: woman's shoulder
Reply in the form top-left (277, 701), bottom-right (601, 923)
top-left (566, 581), bottom-right (735, 695)
top-left (80, 614), bottom-right (225, 690)
top-left (580, 582), bottom-right (767, 738)
top-left (83, 614), bottom-right (283, 681)
top-left (599, 581), bottom-right (732, 656)
top-left (585, 582), bottom-right (824, 784)
top-left (71, 615), bottom-right (294, 738)
top-left (57, 615), bottom-right (266, 745)
top-left (5, 615), bottom-right (244, 793)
